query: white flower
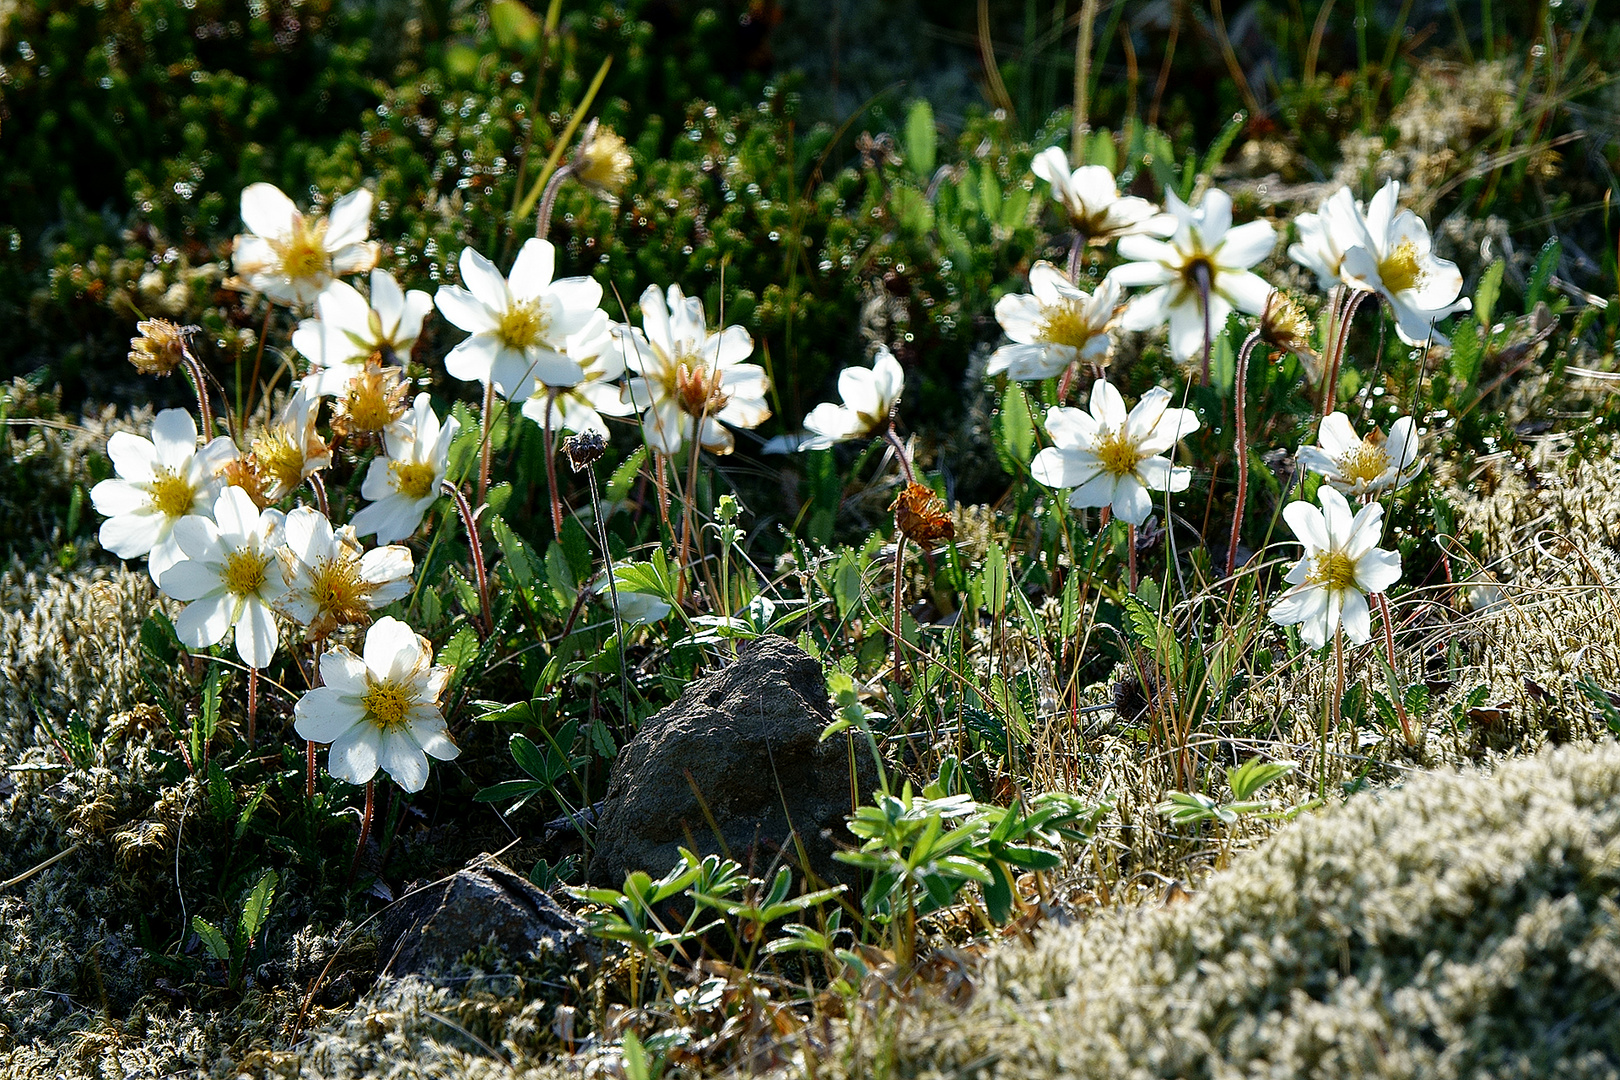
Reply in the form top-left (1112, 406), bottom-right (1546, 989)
top-left (231, 183), bottom-right (379, 307)
top-left (1110, 187), bottom-right (1277, 362)
top-left (989, 264), bottom-right (1120, 380)
top-left (434, 239), bottom-right (605, 401)
top-left (1287, 186), bottom-right (1368, 289)
top-left (615, 283), bottom-right (770, 455)
top-left (156, 487), bottom-right (287, 669)
top-left (1030, 380), bottom-right (1200, 526)
top-left (1030, 147), bottom-right (1172, 242)
top-left (351, 393), bottom-right (460, 544)
top-left (519, 312), bottom-right (633, 436)
top-left (276, 507), bottom-right (414, 639)
top-left (598, 571), bottom-right (672, 626)
top-left (1336, 180), bottom-right (1470, 346)
top-left (251, 386), bottom-right (331, 502)
top-left (1270, 486), bottom-right (1402, 648)
top-left (292, 617), bottom-right (458, 793)
top-left (1296, 412), bottom-right (1425, 498)
top-left (767, 346), bottom-right (904, 453)
top-left (90, 408), bottom-right (238, 584)
top-left (293, 271), bottom-right (434, 397)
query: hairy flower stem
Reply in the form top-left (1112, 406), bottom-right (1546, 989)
top-left (583, 466), bottom-right (632, 718)
top-left (882, 424), bottom-right (917, 484)
top-left (543, 388), bottom-right (564, 537)
top-left (307, 471), bottom-right (330, 518)
top-left (1196, 263), bottom-right (1214, 386)
top-left (653, 453), bottom-right (674, 543)
top-left (1127, 524), bottom-right (1138, 592)
top-left (1322, 627), bottom-right (1344, 798)
top-left (348, 779), bottom-right (374, 886)
top-left (243, 305), bottom-right (271, 422)
top-left (1066, 234), bottom-right (1086, 283)
top-left (478, 382), bottom-right (496, 505)
top-left (1227, 329), bottom-right (1265, 576)
top-left (1322, 288), bottom-right (1372, 419)
top-left (892, 536), bottom-right (908, 685)
top-left (534, 164), bottom-right (574, 240)
top-left (306, 634), bottom-right (327, 801)
top-left (179, 342), bottom-right (215, 438)
top-left (247, 667), bottom-right (259, 747)
top-left (1376, 592), bottom-right (1417, 745)
top-left (442, 479), bottom-right (493, 639)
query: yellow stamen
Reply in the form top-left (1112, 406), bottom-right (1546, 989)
top-left (148, 467), bottom-right (197, 518)
top-left (223, 548), bottom-right (270, 596)
top-left (253, 429), bottom-right (307, 494)
top-left (1038, 302), bottom-right (1099, 350)
top-left (1377, 238), bottom-right (1426, 294)
top-left (1336, 438), bottom-right (1390, 488)
top-left (272, 217), bottom-right (330, 281)
top-left (1093, 427), bottom-right (1139, 477)
top-left (674, 359), bottom-right (730, 417)
top-left (362, 678), bottom-right (414, 730)
top-left (339, 368), bottom-right (407, 435)
top-left (496, 299), bottom-right (548, 350)
top-left (1308, 551), bottom-right (1359, 592)
top-left (390, 460), bottom-right (439, 500)
top-left (310, 556), bottom-right (368, 620)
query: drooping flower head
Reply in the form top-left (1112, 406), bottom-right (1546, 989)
top-left (1296, 412), bottom-right (1424, 498)
top-left (351, 393), bottom-right (460, 544)
top-left (1030, 380), bottom-right (1200, 526)
top-left (293, 617), bottom-right (458, 793)
top-left (891, 482), bottom-right (955, 546)
top-left (519, 312), bottom-right (633, 437)
top-left (1336, 181), bottom-right (1470, 346)
top-left (156, 487), bottom-right (287, 669)
top-left (1270, 486), bottom-right (1403, 648)
top-left (990, 264), bottom-right (1120, 381)
top-left (250, 386), bottom-right (331, 503)
top-left (276, 507), bottom-right (414, 639)
top-left (231, 183), bottom-right (379, 307)
top-left (616, 283), bottom-right (770, 455)
top-left (91, 408), bottom-right (239, 583)
top-left (1258, 288), bottom-right (1321, 379)
top-left (128, 318), bottom-right (187, 377)
top-left (572, 119), bottom-right (634, 199)
top-left (434, 239), bottom-right (606, 401)
top-left (1110, 187), bottom-right (1276, 363)
top-left (293, 271), bottom-right (434, 398)
top-left (1030, 147), bottom-right (1172, 244)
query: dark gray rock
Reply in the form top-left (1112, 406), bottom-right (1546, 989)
top-left (588, 635), bottom-right (876, 889)
top-left (379, 858), bottom-right (585, 979)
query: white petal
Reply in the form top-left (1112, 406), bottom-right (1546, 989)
top-left (106, 432), bottom-right (160, 483)
top-left (1354, 547), bottom-right (1403, 594)
top-left (174, 592), bottom-right (234, 648)
top-left (240, 183), bottom-right (298, 240)
top-left (1089, 379), bottom-right (1128, 429)
top-left (234, 599), bottom-right (280, 669)
top-left (458, 246), bottom-right (511, 312)
top-left (327, 723), bottom-right (381, 786)
top-left (1339, 588), bottom-right (1372, 646)
top-left (294, 687), bottom-right (363, 744)
top-left (378, 730), bottom-right (430, 793)
top-left (320, 647), bottom-right (371, 696)
top-left (158, 559), bottom-right (222, 602)
top-left (364, 616), bottom-right (424, 681)
top-left (324, 189), bottom-right (373, 250)
top-left (150, 409), bottom-right (201, 469)
top-left (508, 238), bottom-right (557, 302)
top-left (1111, 476), bottom-right (1153, 526)
top-left (1216, 220), bottom-right (1277, 271)
top-left (1282, 500), bottom-right (1329, 554)
top-left (411, 715), bottom-right (460, 761)
top-left (98, 508), bottom-right (168, 560)
top-left (1031, 446), bottom-right (1101, 491)
top-left (435, 284), bottom-right (498, 335)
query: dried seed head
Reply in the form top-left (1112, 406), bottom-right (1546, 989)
top-left (1260, 290), bottom-right (1321, 380)
top-left (563, 431), bottom-right (607, 472)
top-left (331, 365), bottom-right (410, 439)
top-left (221, 453), bottom-right (272, 510)
top-left (128, 318), bottom-right (188, 376)
top-left (573, 120), bottom-right (634, 197)
top-left (891, 482), bottom-right (955, 545)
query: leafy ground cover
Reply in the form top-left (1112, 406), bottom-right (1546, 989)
top-left (2, 0), bottom-right (1619, 1076)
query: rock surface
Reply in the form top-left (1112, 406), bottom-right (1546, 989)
top-left (379, 858), bottom-right (584, 979)
top-left (588, 635), bottom-right (874, 888)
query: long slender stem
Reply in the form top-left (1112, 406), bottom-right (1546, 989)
top-left (882, 424), bottom-right (916, 484)
top-left (543, 388), bottom-right (564, 537)
top-left (442, 479), bottom-right (493, 639)
top-left (1375, 592), bottom-right (1416, 745)
top-left (244, 305), bottom-right (272, 423)
top-left (1065, 234), bottom-right (1086, 282)
top-left (246, 667), bottom-right (259, 747)
top-left (1126, 523), bottom-right (1138, 592)
top-left (1196, 263), bottom-right (1214, 386)
top-left (307, 634), bottom-right (326, 801)
top-left (307, 471), bottom-right (330, 518)
top-left (1228, 329), bottom-right (1265, 576)
top-left (585, 468), bottom-right (631, 721)
top-left (892, 537), bottom-right (907, 684)
top-left (348, 779), bottom-right (375, 885)
top-left (180, 345), bottom-right (215, 438)
top-left (478, 382), bottom-right (496, 505)
top-left (1072, 0), bottom-right (1099, 165)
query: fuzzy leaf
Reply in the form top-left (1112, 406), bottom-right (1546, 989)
top-left (904, 99), bottom-right (936, 181)
top-left (1475, 259), bottom-right (1505, 329)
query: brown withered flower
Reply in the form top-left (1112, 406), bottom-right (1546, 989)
top-left (330, 364), bottom-right (410, 440)
top-left (128, 318), bottom-right (188, 376)
top-left (891, 482), bottom-right (955, 546)
top-left (572, 120), bottom-right (634, 198)
top-left (221, 453), bottom-right (272, 510)
top-left (563, 431), bottom-right (607, 472)
top-left (1260, 289), bottom-right (1320, 381)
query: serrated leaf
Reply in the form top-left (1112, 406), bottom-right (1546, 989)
top-left (983, 543), bottom-right (1009, 618)
top-left (995, 383), bottom-right (1034, 470)
top-left (192, 917), bottom-right (229, 962)
top-left (1526, 238), bottom-right (1561, 310)
top-left (1449, 319), bottom-right (1483, 390)
top-left (1475, 259), bottom-right (1505, 329)
top-left (489, 515), bottom-right (538, 588)
top-left (605, 447), bottom-right (647, 503)
top-left (439, 625), bottom-right (480, 678)
top-left (238, 868), bottom-right (278, 942)
top-left (509, 733), bottom-right (553, 783)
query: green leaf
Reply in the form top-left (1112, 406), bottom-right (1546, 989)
top-left (1475, 259), bottom-right (1505, 329)
top-left (1199, 111), bottom-right (1246, 179)
top-left (238, 869), bottom-right (278, 942)
top-left (1226, 758), bottom-right (1296, 802)
top-left (995, 383), bottom-right (1035, 470)
top-left (1449, 319), bottom-right (1484, 390)
top-left (439, 626), bottom-right (480, 678)
top-left (490, 0), bottom-right (541, 51)
top-left (192, 917), bottom-right (229, 962)
top-left (490, 515), bottom-right (539, 589)
top-left (140, 612), bottom-right (180, 666)
top-left (983, 543), bottom-right (1009, 618)
top-left (1526, 238), bottom-right (1562, 310)
top-left (606, 447), bottom-right (648, 504)
top-left (829, 548), bottom-right (864, 620)
top-left (509, 733), bottom-right (555, 784)
top-left (1577, 677), bottom-right (1620, 734)
top-left (903, 99), bottom-right (936, 181)
top-left (474, 778), bottom-right (547, 803)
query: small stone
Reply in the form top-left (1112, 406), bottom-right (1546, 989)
top-left (378, 858), bottom-right (585, 979)
top-left (588, 635), bottom-right (876, 889)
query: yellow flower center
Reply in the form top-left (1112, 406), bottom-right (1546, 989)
top-left (1038, 302), bottom-right (1099, 350)
top-left (1337, 439), bottom-right (1390, 487)
top-left (390, 460), bottom-right (439, 501)
top-left (1093, 427), bottom-right (1139, 477)
top-left (496, 299), bottom-right (548, 350)
top-left (252, 429), bottom-right (307, 493)
top-left (309, 556), bottom-right (368, 621)
top-left (362, 678), bottom-right (414, 730)
top-left (273, 217), bottom-right (330, 282)
top-left (341, 369), bottom-right (404, 434)
top-left (1308, 551), bottom-right (1360, 592)
top-left (1377, 239), bottom-right (1426, 294)
top-left (148, 467), bottom-right (197, 518)
top-left (674, 359), bottom-right (730, 417)
top-left (223, 548), bottom-right (270, 596)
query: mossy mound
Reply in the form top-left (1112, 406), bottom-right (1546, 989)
top-left (820, 741), bottom-right (1620, 1080)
